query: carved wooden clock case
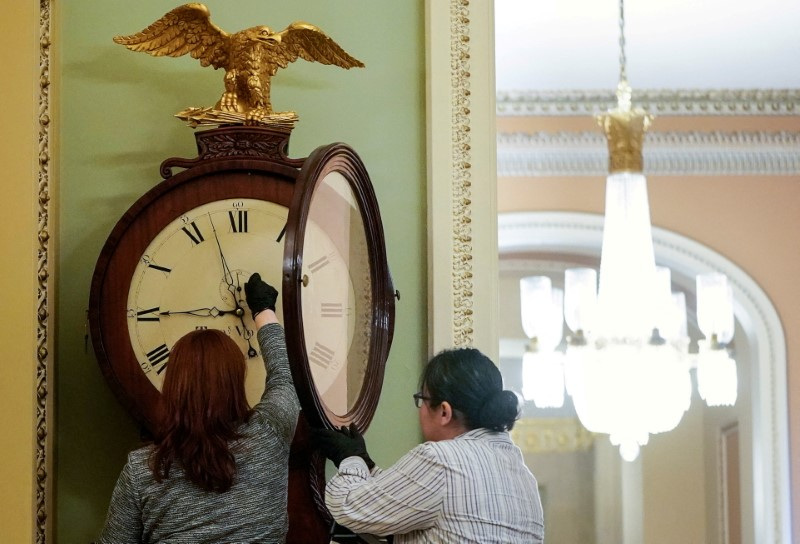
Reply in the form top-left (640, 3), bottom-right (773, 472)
top-left (88, 125), bottom-right (396, 543)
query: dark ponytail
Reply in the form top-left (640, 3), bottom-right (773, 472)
top-left (420, 348), bottom-right (520, 432)
top-left (473, 389), bottom-right (520, 432)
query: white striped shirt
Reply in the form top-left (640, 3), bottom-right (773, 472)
top-left (325, 428), bottom-right (544, 543)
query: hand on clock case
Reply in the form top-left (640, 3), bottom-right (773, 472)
top-left (244, 273), bottom-right (278, 316)
top-left (311, 423), bottom-right (375, 469)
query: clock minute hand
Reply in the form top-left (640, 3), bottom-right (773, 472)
top-left (159, 306), bottom-right (243, 318)
top-left (209, 214), bottom-right (237, 296)
top-left (235, 311), bottom-right (259, 358)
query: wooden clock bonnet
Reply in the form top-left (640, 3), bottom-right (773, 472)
top-left (89, 124), bottom-right (396, 542)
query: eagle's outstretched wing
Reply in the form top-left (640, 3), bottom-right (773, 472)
top-left (113, 3), bottom-right (230, 69)
top-left (272, 22), bottom-right (365, 71)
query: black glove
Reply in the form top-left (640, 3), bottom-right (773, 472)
top-left (311, 423), bottom-right (375, 469)
top-left (244, 273), bottom-right (278, 318)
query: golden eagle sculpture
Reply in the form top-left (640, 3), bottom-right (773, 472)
top-left (113, 3), bottom-right (364, 127)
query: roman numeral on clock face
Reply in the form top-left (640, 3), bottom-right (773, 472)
top-left (228, 210), bottom-right (248, 233)
top-left (307, 255), bottom-right (330, 274)
top-left (181, 221), bottom-right (205, 245)
top-left (146, 344), bottom-right (170, 374)
top-left (309, 342), bottom-right (335, 369)
top-left (321, 302), bottom-right (344, 317)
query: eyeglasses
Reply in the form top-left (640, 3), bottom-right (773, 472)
top-left (412, 392), bottom-right (433, 408)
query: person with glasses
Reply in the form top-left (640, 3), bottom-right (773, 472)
top-left (313, 347), bottom-right (544, 543)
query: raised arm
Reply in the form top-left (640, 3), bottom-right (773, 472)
top-left (245, 274), bottom-right (300, 442)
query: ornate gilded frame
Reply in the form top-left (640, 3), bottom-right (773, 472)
top-left (36, 0), bottom-right (55, 542)
top-left (426, 0), bottom-right (498, 357)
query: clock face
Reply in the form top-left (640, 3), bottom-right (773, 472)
top-left (126, 198), bottom-right (288, 407)
top-left (126, 195), bottom-right (358, 410)
top-left (90, 134), bottom-right (394, 435)
top-left (90, 160), bottom-right (299, 430)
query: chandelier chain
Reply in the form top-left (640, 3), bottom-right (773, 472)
top-left (618, 0), bottom-right (627, 84)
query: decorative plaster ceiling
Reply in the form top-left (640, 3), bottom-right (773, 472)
top-left (494, 0), bottom-right (800, 172)
top-left (495, 0), bottom-right (800, 91)
top-left (497, 131), bottom-right (800, 176)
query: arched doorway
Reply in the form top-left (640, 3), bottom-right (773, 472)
top-left (498, 211), bottom-right (790, 543)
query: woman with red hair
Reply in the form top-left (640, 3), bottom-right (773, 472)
top-left (98, 274), bottom-right (299, 543)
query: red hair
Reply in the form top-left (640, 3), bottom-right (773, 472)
top-left (151, 329), bottom-right (252, 492)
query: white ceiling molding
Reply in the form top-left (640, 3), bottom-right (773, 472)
top-left (496, 89), bottom-right (800, 117)
top-left (497, 131), bottom-right (800, 176)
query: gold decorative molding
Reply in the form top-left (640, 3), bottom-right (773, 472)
top-left (497, 89), bottom-right (800, 117)
top-left (450, 0), bottom-right (474, 347)
top-left (511, 417), bottom-right (596, 454)
top-left (36, 0), bottom-right (54, 541)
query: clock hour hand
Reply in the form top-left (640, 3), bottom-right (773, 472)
top-left (235, 318), bottom-right (259, 359)
top-left (228, 271), bottom-right (258, 358)
top-left (159, 306), bottom-right (244, 318)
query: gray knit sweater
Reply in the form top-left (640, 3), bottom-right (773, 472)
top-left (98, 324), bottom-right (300, 544)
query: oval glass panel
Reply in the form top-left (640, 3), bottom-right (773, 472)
top-left (301, 171), bottom-right (372, 415)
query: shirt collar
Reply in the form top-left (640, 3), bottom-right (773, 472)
top-left (455, 427), bottom-right (511, 442)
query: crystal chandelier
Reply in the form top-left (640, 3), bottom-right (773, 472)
top-left (519, 0), bottom-right (737, 462)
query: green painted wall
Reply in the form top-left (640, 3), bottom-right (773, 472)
top-left (58, 2), bottom-right (426, 541)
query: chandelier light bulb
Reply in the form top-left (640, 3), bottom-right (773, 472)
top-left (619, 441), bottom-right (640, 462)
top-left (696, 341), bottom-right (738, 406)
top-left (522, 350), bottom-right (565, 409)
top-left (520, 276), bottom-right (553, 341)
top-left (696, 272), bottom-right (735, 345)
top-left (520, 276), bottom-right (563, 352)
top-left (564, 267), bottom-right (597, 335)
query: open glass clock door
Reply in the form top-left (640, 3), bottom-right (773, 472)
top-left (283, 142), bottom-right (395, 432)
